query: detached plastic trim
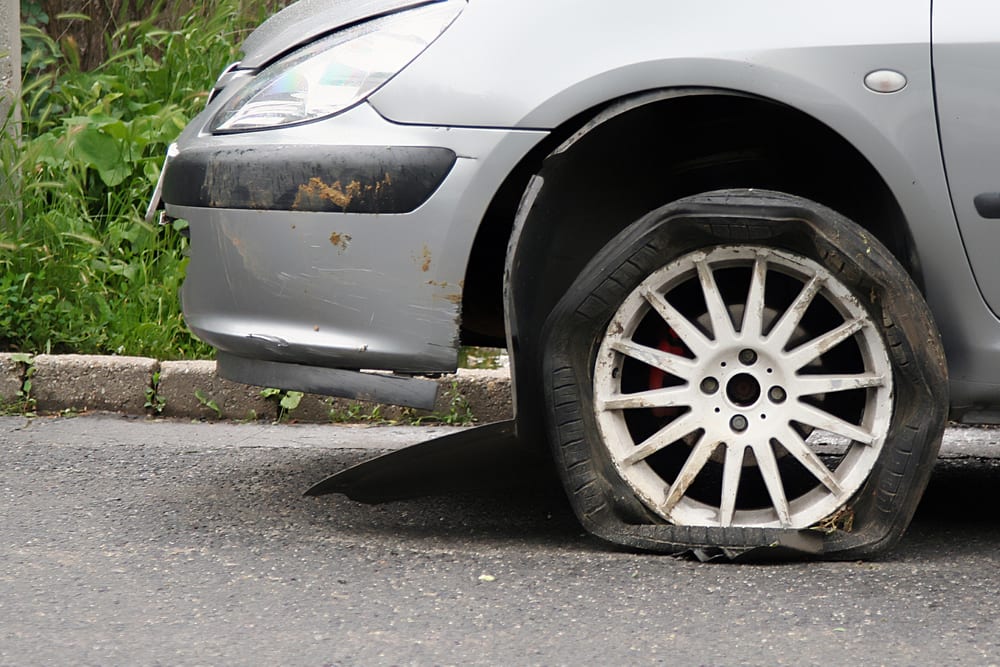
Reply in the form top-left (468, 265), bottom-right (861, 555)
top-left (218, 352), bottom-right (440, 409)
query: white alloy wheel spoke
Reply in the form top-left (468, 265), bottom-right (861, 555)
top-left (766, 274), bottom-right (823, 350)
top-left (741, 256), bottom-right (768, 339)
top-left (599, 385), bottom-right (693, 411)
top-left (608, 338), bottom-right (697, 381)
top-left (593, 246), bottom-right (893, 530)
top-left (785, 318), bottom-right (865, 371)
top-left (793, 372), bottom-right (886, 396)
top-left (661, 437), bottom-right (721, 516)
top-left (752, 442), bottom-right (792, 527)
top-left (775, 426), bottom-right (844, 497)
top-left (794, 402), bottom-right (877, 445)
top-left (695, 260), bottom-right (735, 340)
top-left (718, 444), bottom-right (746, 527)
top-left (621, 412), bottom-right (700, 466)
top-left (642, 288), bottom-right (713, 357)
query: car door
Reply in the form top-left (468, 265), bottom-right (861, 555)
top-left (933, 0), bottom-right (1000, 315)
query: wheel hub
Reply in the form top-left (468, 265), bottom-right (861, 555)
top-left (726, 372), bottom-right (761, 407)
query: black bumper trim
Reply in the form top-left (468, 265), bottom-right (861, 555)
top-left (162, 145), bottom-right (456, 214)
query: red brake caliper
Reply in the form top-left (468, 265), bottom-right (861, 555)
top-left (648, 329), bottom-right (685, 418)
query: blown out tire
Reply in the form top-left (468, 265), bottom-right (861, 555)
top-left (541, 190), bottom-right (947, 559)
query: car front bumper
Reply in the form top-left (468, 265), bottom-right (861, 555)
top-left (160, 102), bottom-right (546, 376)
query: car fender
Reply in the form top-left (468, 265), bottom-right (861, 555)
top-left (373, 0), bottom-right (1000, 417)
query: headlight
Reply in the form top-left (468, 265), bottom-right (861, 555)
top-left (210, 0), bottom-right (464, 133)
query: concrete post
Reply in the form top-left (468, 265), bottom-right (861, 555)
top-left (0, 0), bottom-right (18, 132)
top-left (0, 0), bottom-right (18, 226)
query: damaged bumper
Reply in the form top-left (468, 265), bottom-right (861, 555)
top-left (161, 101), bottom-right (546, 383)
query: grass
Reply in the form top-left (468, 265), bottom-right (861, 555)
top-left (0, 1), bottom-right (288, 358)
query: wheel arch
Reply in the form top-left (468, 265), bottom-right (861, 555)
top-left (463, 88), bottom-right (925, 433)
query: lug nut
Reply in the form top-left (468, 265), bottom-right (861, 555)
top-left (730, 415), bottom-right (749, 432)
top-left (768, 386), bottom-right (787, 403)
top-left (700, 377), bottom-right (720, 394)
top-left (739, 348), bottom-right (758, 365)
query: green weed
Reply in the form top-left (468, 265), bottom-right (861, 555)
top-left (328, 401), bottom-right (389, 424)
top-left (144, 370), bottom-right (166, 414)
top-left (260, 387), bottom-right (303, 422)
top-left (404, 382), bottom-right (475, 426)
top-left (326, 382), bottom-right (475, 426)
top-left (5, 353), bottom-right (37, 414)
top-left (194, 388), bottom-right (221, 418)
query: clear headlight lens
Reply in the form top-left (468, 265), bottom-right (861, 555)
top-left (210, 0), bottom-right (464, 133)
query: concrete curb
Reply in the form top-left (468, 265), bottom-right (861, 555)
top-left (0, 353), bottom-right (513, 424)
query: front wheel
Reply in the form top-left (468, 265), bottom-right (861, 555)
top-left (542, 190), bottom-right (946, 559)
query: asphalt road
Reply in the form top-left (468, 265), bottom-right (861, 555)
top-left (2, 415), bottom-right (1000, 666)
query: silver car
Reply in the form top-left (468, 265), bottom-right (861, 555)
top-left (154, 0), bottom-right (1000, 559)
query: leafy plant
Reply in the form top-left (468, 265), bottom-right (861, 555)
top-left (2, 1), bottom-right (290, 359)
top-left (194, 388), bottom-right (221, 418)
top-left (328, 401), bottom-right (388, 424)
top-left (2, 353), bottom-right (37, 414)
top-left (260, 387), bottom-right (303, 422)
top-left (144, 370), bottom-right (166, 414)
top-left (406, 382), bottom-right (475, 426)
